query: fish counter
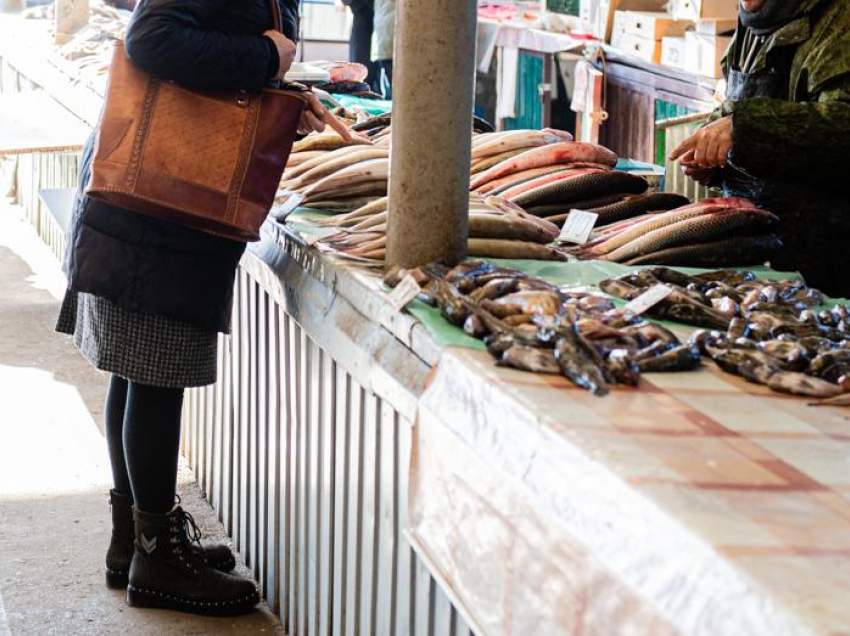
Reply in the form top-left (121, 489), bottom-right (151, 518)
top-left (254, 215), bottom-right (850, 636)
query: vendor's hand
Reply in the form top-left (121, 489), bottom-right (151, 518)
top-left (669, 116), bottom-right (733, 169)
top-left (263, 29), bottom-right (297, 81)
top-left (681, 162), bottom-right (719, 186)
top-left (297, 91), bottom-right (327, 136)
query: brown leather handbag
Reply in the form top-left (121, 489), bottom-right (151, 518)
top-left (85, 3), bottom-right (306, 242)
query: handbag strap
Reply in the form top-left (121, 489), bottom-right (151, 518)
top-left (270, 0), bottom-right (283, 34)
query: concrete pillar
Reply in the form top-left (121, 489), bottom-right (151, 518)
top-left (385, 0), bottom-right (478, 269)
top-left (55, 0), bottom-right (89, 45)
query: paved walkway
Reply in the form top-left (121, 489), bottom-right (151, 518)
top-left (0, 203), bottom-right (282, 635)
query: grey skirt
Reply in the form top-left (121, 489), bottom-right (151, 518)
top-left (56, 290), bottom-right (218, 389)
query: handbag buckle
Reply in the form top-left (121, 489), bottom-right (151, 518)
top-left (236, 91), bottom-right (250, 107)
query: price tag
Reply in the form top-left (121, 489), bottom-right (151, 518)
top-left (385, 274), bottom-right (422, 313)
top-left (625, 284), bottom-right (673, 315)
top-left (276, 192), bottom-right (306, 218)
top-left (557, 209), bottom-right (598, 245)
top-left (302, 226), bottom-right (339, 247)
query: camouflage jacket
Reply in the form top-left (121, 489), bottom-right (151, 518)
top-left (711, 0), bottom-right (850, 295)
top-left (722, 0), bottom-right (850, 183)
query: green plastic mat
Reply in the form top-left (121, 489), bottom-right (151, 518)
top-left (329, 94), bottom-right (392, 116)
top-left (282, 209), bottom-right (848, 352)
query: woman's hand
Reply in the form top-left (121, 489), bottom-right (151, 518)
top-left (263, 29), bottom-right (297, 81)
top-left (297, 92), bottom-right (327, 136)
top-left (669, 116), bottom-right (734, 168)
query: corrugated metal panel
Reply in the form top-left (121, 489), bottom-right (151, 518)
top-left (183, 263), bottom-right (473, 636)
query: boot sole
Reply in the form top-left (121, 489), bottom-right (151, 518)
top-left (126, 584), bottom-right (260, 616)
top-left (105, 567), bottom-right (129, 590)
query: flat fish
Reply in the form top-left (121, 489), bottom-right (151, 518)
top-left (623, 234), bottom-right (784, 267)
top-left (498, 345), bottom-right (561, 374)
top-left (283, 145), bottom-right (364, 182)
top-left (322, 196), bottom-right (389, 227)
top-left (525, 194), bottom-right (628, 219)
top-left (478, 164), bottom-right (574, 195)
top-left (468, 213), bottom-right (559, 244)
top-left (586, 202), bottom-right (759, 257)
top-left (767, 371), bottom-right (844, 398)
top-left (288, 148), bottom-right (389, 190)
top-left (603, 209), bottom-right (778, 263)
top-left (470, 148), bottom-right (530, 174)
top-left (303, 159), bottom-right (390, 198)
top-left (471, 128), bottom-right (573, 161)
top-left (292, 132), bottom-right (371, 154)
top-left (285, 151), bottom-right (326, 169)
top-left (588, 193), bottom-right (691, 225)
top-left (303, 180), bottom-right (387, 203)
top-left (470, 142), bottom-right (618, 190)
top-left (511, 171), bottom-right (648, 208)
top-left (481, 291), bottom-right (563, 317)
top-left (467, 238), bottom-right (566, 261)
top-left (302, 197), bottom-right (379, 213)
top-left (498, 168), bottom-right (604, 200)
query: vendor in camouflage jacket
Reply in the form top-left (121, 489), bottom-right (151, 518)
top-left (671, 0), bottom-right (850, 297)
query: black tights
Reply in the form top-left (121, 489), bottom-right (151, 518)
top-left (104, 375), bottom-right (184, 513)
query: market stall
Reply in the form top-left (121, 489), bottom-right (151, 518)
top-left (4, 3), bottom-right (850, 636)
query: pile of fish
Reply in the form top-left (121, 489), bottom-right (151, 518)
top-left (385, 260), bottom-right (702, 396)
top-left (570, 197), bottom-right (784, 267)
top-left (314, 195), bottom-right (564, 263)
top-left (600, 267), bottom-right (850, 403)
top-left (25, 1), bottom-right (130, 91)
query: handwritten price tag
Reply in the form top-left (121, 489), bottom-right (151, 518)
top-left (557, 209), bottom-right (599, 245)
top-left (625, 284), bottom-right (673, 315)
top-left (276, 192), bottom-right (306, 218)
top-left (386, 274), bottom-right (422, 313)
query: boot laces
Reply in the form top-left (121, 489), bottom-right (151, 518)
top-left (169, 507), bottom-right (204, 574)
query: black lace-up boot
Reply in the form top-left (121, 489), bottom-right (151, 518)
top-left (105, 490), bottom-right (237, 589)
top-left (127, 506), bottom-right (259, 615)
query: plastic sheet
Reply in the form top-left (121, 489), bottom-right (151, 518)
top-left (409, 348), bottom-right (850, 636)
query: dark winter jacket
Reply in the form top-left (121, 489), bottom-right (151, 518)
top-left (716, 0), bottom-right (850, 297)
top-left (63, 0), bottom-right (299, 334)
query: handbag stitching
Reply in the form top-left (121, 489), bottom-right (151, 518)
top-left (225, 96), bottom-right (262, 223)
top-left (126, 78), bottom-right (160, 190)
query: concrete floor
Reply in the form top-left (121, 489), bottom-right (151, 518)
top-left (0, 203), bottom-right (283, 635)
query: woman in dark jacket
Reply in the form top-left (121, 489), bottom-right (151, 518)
top-left (56, 0), bottom-right (322, 616)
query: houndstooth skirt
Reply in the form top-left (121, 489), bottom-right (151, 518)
top-left (56, 290), bottom-right (219, 389)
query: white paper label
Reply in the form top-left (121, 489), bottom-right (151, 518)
top-left (625, 284), bottom-right (673, 315)
top-left (302, 226), bottom-right (339, 246)
top-left (558, 209), bottom-right (598, 245)
top-left (386, 274), bottom-right (421, 313)
top-left (278, 192), bottom-right (306, 217)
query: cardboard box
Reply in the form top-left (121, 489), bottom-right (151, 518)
top-left (585, 0), bottom-right (668, 42)
top-left (695, 17), bottom-right (737, 35)
top-left (670, 0), bottom-right (738, 21)
top-left (661, 36), bottom-right (688, 69)
top-left (618, 11), bottom-right (693, 40)
top-left (684, 31), bottom-right (732, 77)
top-left (612, 30), bottom-right (663, 63)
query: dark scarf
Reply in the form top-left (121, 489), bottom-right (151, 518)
top-left (739, 0), bottom-right (806, 35)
